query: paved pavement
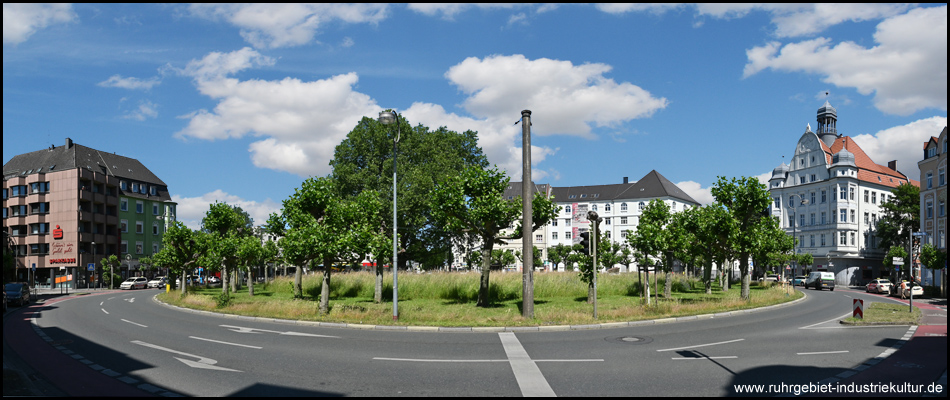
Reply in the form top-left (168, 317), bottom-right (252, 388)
top-left (4, 286), bottom-right (947, 396)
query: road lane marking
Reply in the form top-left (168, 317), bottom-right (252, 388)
top-left (121, 319), bottom-right (147, 328)
top-left (132, 340), bottom-right (242, 372)
top-left (101, 308), bottom-right (109, 314)
top-left (189, 336), bottom-right (262, 349)
top-left (499, 332), bottom-right (557, 397)
top-left (672, 356), bottom-right (737, 360)
top-left (219, 324), bottom-right (339, 338)
top-left (797, 351), bottom-right (849, 355)
top-left (374, 357), bottom-right (508, 363)
top-left (656, 338), bottom-right (744, 352)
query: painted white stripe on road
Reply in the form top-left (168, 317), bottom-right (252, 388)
top-left (101, 308), bottom-right (109, 314)
top-left (656, 338), bottom-right (744, 352)
top-left (797, 351), bottom-right (850, 355)
top-left (499, 332), bottom-right (556, 397)
top-left (374, 357), bottom-right (508, 363)
top-left (121, 319), bottom-right (147, 328)
top-left (672, 356), bottom-right (737, 360)
top-left (189, 336), bottom-right (262, 349)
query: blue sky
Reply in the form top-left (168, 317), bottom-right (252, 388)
top-left (4, 4), bottom-right (947, 229)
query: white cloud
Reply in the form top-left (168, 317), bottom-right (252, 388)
top-left (407, 4), bottom-right (516, 20)
top-left (675, 180), bottom-right (714, 206)
top-left (188, 4), bottom-right (387, 49)
top-left (123, 101), bottom-right (159, 121)
top-left (851, 116), bottom-right (948, 180)
top-left (340, 36), bottom-right (354, 48)
top-left (176, 48), bottom-right (380, 177)
top-left (172, 190), bottom-right (281, 231)
top-left (445, 54), bottom-right (668, 138)
top-left (3, 3), bottom-right (76, 45)
top-left (743, 6), bottom-right (947, 116)
top-left (98, 75), bottom-right (161, 90)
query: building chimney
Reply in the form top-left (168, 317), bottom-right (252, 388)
top-left (888, 160), bottom-right (897, 171)
top-left (66, 138), bottom-right (73, 149)
top-left (623, 177), bottom-right (629, 184)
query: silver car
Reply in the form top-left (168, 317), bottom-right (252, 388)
top-left (120, 277), bottom-right (148, 290)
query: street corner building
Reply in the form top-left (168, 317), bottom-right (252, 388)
top-left (918, 126), bottom-right (947, 293)
top-left (767, 102), bottom-right (923, 286)
top-left (3, 138), bottom-right (176, 289)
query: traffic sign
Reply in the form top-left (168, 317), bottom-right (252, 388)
top-left (893, 257), bottom-right (904, 266)
top-left (853, 299), bottom-right (864, 319)
top-left (87, 263), bottom-right (95, 272)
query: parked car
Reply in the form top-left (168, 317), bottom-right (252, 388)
top-left (895, 281), bottom-right (923, 299)
top-left (759, 274), bottom-right (779, 282)
top-left (791, 276), bottom-right (808, 286)
top-left (804, 271), bottom-right (835, 291)
top-left (120, 277), bottom-right (148, 290)
top-left (147, 276), bottom-right (167, 289)
top-left (5, 283), bottom-right (31, 306)
top-left (207, 276), bottom-right (222, 286)
top-left (866, 279), bottom-right (892, 294)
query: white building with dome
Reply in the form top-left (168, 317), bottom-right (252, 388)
top-left (768, 102), bottom-right (919, 286)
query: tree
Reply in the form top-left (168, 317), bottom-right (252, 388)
top-left (883, 246), bottom-right (908, 280)
top-left (154, 221), bottom-right (201, 294)
top-left (876, 183), bottom-right (921, 280)
top-left (627, 200), bottom-right (673, 299)
top-left (275, 176), bottom-right (385, 314)
top-left (546, 244), bottom-right (573, 272)
top-left (710, 176), bottom-right (774, 300)
top-left (202, 202), bottom-right (254, 297)
top-left (100, 254), bottom-right (121, 289)
top-left (919, 244), bottom-right (947, 293)
top-left (331, 116), bottom-right (489, 301)
top-left (432, 166), bottom-right (557, 308)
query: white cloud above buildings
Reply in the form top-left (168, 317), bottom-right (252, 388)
top-left (2, 3), bottom-right (76, 45)
top-left (743, 5), bottom-right (947, 116)
top-left (851, 116), bottom-right (948, 180)
top-left (172, 190), bottom-right (281, 231)
top-left (173, 49), bottom-right (667, 180)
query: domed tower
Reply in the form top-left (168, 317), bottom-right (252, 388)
top-left (816, 101), bottom-right (838, 148)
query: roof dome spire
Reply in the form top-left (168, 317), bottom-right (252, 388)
top-left (817, 101), bottom-right (837, 147)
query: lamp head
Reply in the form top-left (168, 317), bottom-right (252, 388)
top-left (378, 110), bottom-right (396, 125)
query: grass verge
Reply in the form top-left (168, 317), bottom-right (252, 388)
top-left (157, 271), bottom-right (802, 327)
top-left (841, 301), bottom-right (921, 326)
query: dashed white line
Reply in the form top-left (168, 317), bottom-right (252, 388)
top-left (121, 319), bottom-right (147, 328)
top-left (101, 308), bottom-right (109, 315)
top-left (797, 350), bottom-right (850, 355)
top-left (672, 356), bottom-right (737, 360)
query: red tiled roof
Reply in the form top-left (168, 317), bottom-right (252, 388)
top-left (830, 136), bottom-right (910, 189)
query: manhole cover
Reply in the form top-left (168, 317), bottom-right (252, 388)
top-left (606, 336), bottom-right (653, 345)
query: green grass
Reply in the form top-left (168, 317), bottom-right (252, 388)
top-left (157, 271), bottom-right (802, 327)
top-left (842, 301), bottom-right (921, 325)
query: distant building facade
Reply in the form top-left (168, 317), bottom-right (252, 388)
top-left (768, 102), bottom-right (918, 286)
top-left (3, 138), bottom-right (175, 288)
top-left (918, 126), bottom-right (947, 291)
top-left (473, 170), bottom-right (700, 272)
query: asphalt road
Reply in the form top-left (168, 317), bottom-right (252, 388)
top-left (6, 286), bottom-right (942, 397)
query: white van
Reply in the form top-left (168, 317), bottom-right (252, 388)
top-left (804, 271), bottom-right (835, 291)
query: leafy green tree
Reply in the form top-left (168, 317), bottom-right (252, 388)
top-left (331, 115), bottom-right (489, 301)
top-left (492, 249), bottom-right (518, 270)
top-left (546, 244), bottom-right (573, 272)
top-left (432, 165), bottom-right (558, 308)
top-left (752, 216), bottom-right (795, 280)
top-left (154, 221), bottom-right (201, 294)
top-left (274, 176), bottom-right (385, 314)
top-left (202, 202), bottom-right (253, 296)
top-left (876, 183), bottom-right (921, 279)
top-left (710, 176), bottom-right (774, 300)
top-left (627, 200), bottom-right (673, 299)
top-left (882, 246), bottom-right (907, 281)
top-left (919, 244), bottom-right (947, 293)
top-left (100, 254), bottom-right (121, 289)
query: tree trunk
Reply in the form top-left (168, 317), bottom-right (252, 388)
top-left (247, 266), bottom-right (254, 297)
top-left (704, 260), bottom-right (712, 295)
top-left (294, 262), bottom-right (303, 299)
top-left (740, 256), bottom-right (751, 300)
top-left (374, 256), bottom-right (384, 303)
top-left (644, 265), bottom-right (651, 305)
top-left (320, 255), bottom-right (332, 314)
top-left (664, 271), bottom-right (672, 298)
top-left (477, 245), bottom-right (493, 307)
top-left (221, 266), bottom-right (228, 294)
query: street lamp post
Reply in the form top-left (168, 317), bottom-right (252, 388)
top-left (378, 109), bottom-right (401, 321)
top-left (93, 241), bottom-right (98, 290)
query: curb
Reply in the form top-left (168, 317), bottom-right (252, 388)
top-left (151, 289), bottom-right (808, 333)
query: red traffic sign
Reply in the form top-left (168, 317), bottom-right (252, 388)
top-left (853, 299), bottom-right (864, 319)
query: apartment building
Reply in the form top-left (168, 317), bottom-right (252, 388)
top-left (3, 138), bottom-right (175, 287)
top-left (918, 126), bottom-right (947, 291)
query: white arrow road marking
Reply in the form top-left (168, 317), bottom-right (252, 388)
top-left (189, 336), bottom-right (262, 349)
top-left (124, 298), bottom-right (135, 303)
top-left (131, 340), bottom-right (242, 372)
top-left (219, 324), bottom-right (339, 338)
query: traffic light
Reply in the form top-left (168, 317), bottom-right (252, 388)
top-left (579, 232), bottom-right (591, 256)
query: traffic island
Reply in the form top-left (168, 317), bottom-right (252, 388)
top-left (840, 302), bottom-right (921, 326)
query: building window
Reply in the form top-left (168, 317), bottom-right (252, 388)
top-left (927, 172), bottom-right (933, 189)
top-left (551, 219), bottom-right (557, 227)
top-left (121, 199), bottom-right (128, 211)
top-left (121, 181), bottom-right (127, 191)
top-left (775, 197), bottom-right (781, 208)
top-left (850, 232), bottom-right (856, 246)
top-left (850, 209), bottom-right (855, 223)
top-left (800, 214), bottom-right (805, 227)
top-left (136, 242), bottom-right (143, 254)
top-left (135, 221), bottom-right (143, 234)
top-left (535, 234), bottom-right (543, 242)
top-left (840, 209), bottom-right (847, 222)
top-left (605, 217), bottom-right (611, 225)
top-left (565, 219), bottom-right (571, 226)
top-left (849, 187), bottom-right (855, 200)
top-left (30, 223), bottom-right (50, 235)
top-left (565, 232), bottom-right (572, 240)
top-left (926, 200), bottom-right (933, 219)
top-left (810, 213), bottom-right (815, 225)
top-left (153, 204), bottom-right (159, 215)
top-left (939, 168), bottom-right (946, 186)
top-left (30, 182), bottom-right (50, 194)
top-left (810, 192), bottom-right (815, 204)
top-left (672, 201), bottom-right (677, 211)
top-left (605, 231), bottom-right (611, 239)
top-left (810, 174), bottom-right (816, 182)
top-left (30, 202), bottom-right (50, 214)
top-left (939, 200), bottom-right (945, 217)
top-left (30, 244), bottom-right (50, 255)
top-left (552, 232), bottom-right (558, 240)
top-left (565, 205), bottom-right (571, 214)
top-left (620, 217), bottom-right (628, 225)
top-left (864, 190), bottom-right (869, 202)
top-left (800, 176), bottom-right (805, 184)
top-left (639, 202), bottom-right (645, 211)
top-left (131, 183), bottom-right (138, 193)
top-left (153, 243), bottom-right (160, 254)
top-left (821, 190), bottom-right (827, 203)
top-left (153, 223), bottom-right (159, 235)
top-left (120, 241), bottom-right (128, 254)
top-left (809, 235), bottom-right (815, 247)
top-left (840, 232), bottom-right (847, 245)
top-left (150, 186), bottom-right (157, 196)
top-left (864, 212), bottom-right (869, 224)
top-left (605, 204), bottom-right (611, 212)
top-left (136, 201), bottom-right (144, 213)
top-left (871, 192), bottom-right (877, 204)
top-left (820, 233), bottom-right (826, 246)
top-left (621, 230), bottom-right (628, 239)
top-left (121, 220), bottom-right (128, 233)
